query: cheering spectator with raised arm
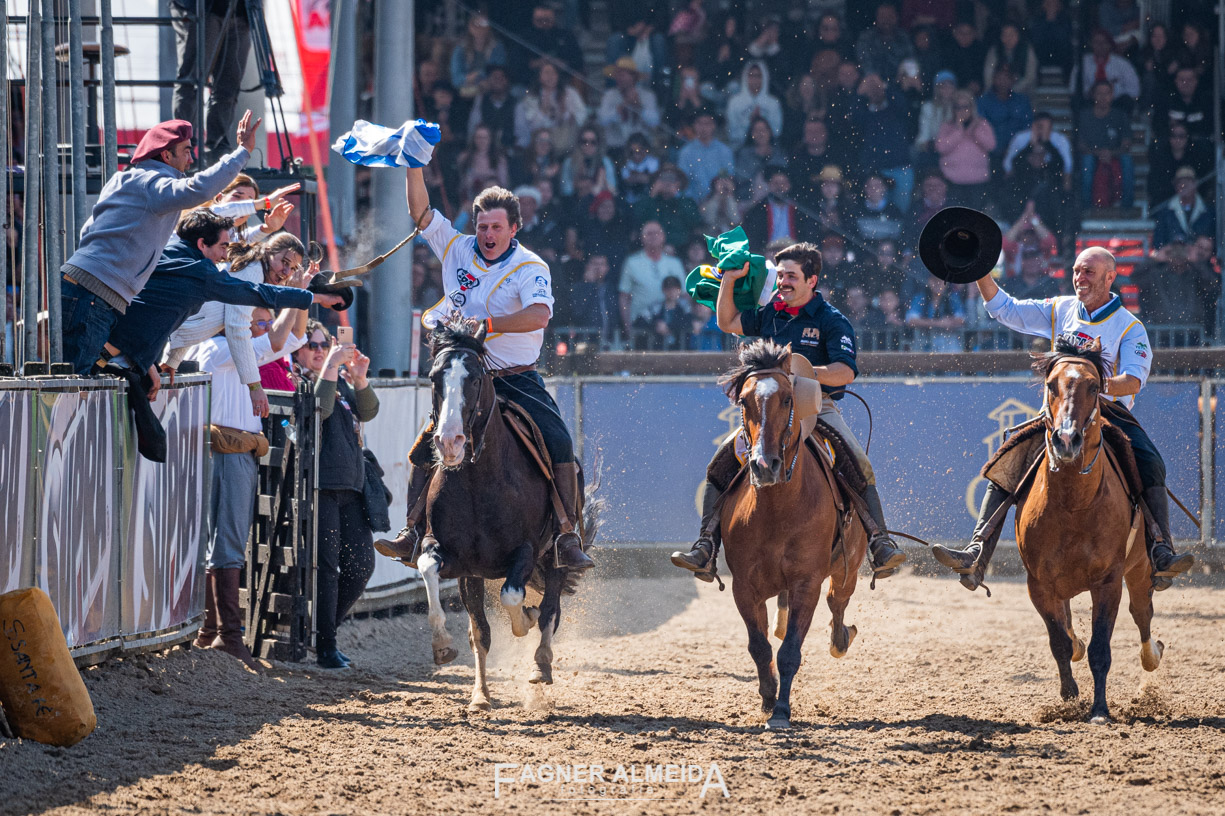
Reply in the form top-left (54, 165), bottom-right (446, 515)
top-left (597, 57), bottom-right (661, 151)
top-left (936, 90), bottom-right (996, 208)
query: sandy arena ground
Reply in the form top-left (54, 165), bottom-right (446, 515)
top-left (3, 568), bottom-right (1225, 815)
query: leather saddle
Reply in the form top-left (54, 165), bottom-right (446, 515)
top-left (408, 395), bottom-right (555, 484)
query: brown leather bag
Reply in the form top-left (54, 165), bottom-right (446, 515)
top-left (209, 424), bottom-right (270, 457)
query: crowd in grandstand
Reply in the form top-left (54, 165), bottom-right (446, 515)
top-left (414, 0), bottom-right (1221, 351)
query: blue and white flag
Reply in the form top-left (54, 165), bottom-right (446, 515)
top-left (331, 119), bottom-right (441, 168)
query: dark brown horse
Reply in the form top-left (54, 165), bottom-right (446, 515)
top-left (719, 340), bottom-right (867, 730)
top-left (1018, 337), bottom-right (1159, 723)
top-left (419, 317), bottom-right (599, 711)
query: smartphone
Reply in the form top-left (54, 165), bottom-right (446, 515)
top-left (337, 326), bottom-right (353, 345)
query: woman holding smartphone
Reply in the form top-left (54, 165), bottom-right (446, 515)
top-left (293, 320), bottom-right (378, 669)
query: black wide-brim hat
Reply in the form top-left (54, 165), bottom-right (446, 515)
top-left (918, 207), bottom-right (1003, 284)
top-left (308, 271), bottom-right (355, 311)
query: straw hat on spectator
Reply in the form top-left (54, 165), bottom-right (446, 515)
top-left (817, 165), bottom-right (843, 184)
top-left (605, 56), bottom-right (641, 79)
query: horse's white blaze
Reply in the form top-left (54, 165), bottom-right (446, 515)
top-left (418, 551), bottom-right (452, 652)
top-left (436, 358), bottom-right (469, 463)
top-left (755, 377), bottom-right (779, 400)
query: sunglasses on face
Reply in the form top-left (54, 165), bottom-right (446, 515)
top-left (252, 320), bottom-right (273, 330)
top-left (307, 340), bottom-right (331, 351)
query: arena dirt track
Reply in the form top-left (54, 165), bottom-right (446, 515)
top-left (4, 570), bottom-right (1225, 815)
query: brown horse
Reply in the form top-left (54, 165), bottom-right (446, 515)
top-left (719, 340), bottom-right (868, 730)
top-left (1018, 337), bottom-right (1161, 723)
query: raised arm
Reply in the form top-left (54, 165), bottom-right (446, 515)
top-left (406, 167), bottom-right (435, 231)
top-left (716, 262), bottom-right (748, 334)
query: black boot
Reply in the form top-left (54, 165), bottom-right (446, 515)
top-left (932, 481), bottom-right (1009, 591)
top-left (1143, 486), bottom-right (1194, 591)
top-left (863, 484), bottom-right (906, 579)
top-left (671, 479), bottom-right (722, 581)
top-left (373, 463), bottom-right (432, 567)
top-left (553, 463), bottom-right (595, 570)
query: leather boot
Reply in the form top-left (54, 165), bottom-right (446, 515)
top-left (932, 481), bottom-right (1009, 591)
top-left (374, 463), bottom-right (432, 567)
top-left (193, 569), bottom-right (219, 648)
top-left (553, 462), bottom-right (595, 570)
top-left (213, 568), bottom-right (264, 673)
top-left (863, 484), bottom-right (906, 579)
top-left (671, 479), bottom-right (722, 581)
top-left (1143, 485), bottom-right (1194, 591)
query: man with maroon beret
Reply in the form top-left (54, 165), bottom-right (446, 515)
top-left (59, 110), bottom-right (261, 374)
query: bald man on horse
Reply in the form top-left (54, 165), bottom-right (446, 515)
top-left (931, 242), bottom-right (1194, 591)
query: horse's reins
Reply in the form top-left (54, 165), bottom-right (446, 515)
top-left (741, 368), bottom-right (801, 484)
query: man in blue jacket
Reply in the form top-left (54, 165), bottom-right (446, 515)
top-left (60, 111), bottom-right (261, 374)
top-left (100, 209), bottom-right (342, 383)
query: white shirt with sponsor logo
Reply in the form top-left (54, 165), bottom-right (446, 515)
top-left (419, 210), bottom-right (555, 369)
top-left (186, 332), bottom-right (306, 432)
top-left (983, 289), bottom-right (1152, 409)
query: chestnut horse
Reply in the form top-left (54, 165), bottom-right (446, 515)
top-left (1018, 338), bottom-right (1160, 723)
top-left (719, 340), bottom-right (867, 730)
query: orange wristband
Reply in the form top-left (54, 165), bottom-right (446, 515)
top-left (485, 317), bottom-right (494, 333)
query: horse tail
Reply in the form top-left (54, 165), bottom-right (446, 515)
top-left (559, 449), bottom-right (605, 597)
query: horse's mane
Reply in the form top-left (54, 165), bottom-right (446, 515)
top-left (720, 339), bottom-right (791, 401)
top-left (1032, 333), bottom-right (1106, 382)
top-left (428, 313), bottom-right (488, 375)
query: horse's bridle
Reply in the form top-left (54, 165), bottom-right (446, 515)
top-left (1042, 356), bottom-right (1102, 475)
top-left (431, 347), bottom-right (497, 466)
top-left (739, 368), bottom-right (802, 485)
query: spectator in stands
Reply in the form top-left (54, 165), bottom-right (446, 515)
top-left (560, 126), bottom-right (617, 197)
top-left (782, 75), bottom-right (825, 148)
top-left (855, 3), bottom-right (913, 80)
top-left (668, 0), bottom-right (708, 52)
top-left (1097, 0), bottom-right (1142, 56)
top-left (815, 13), bottom-right (853, 60)
top-left (412, 259), bottom-right (444, 319)
top-left (735, 116), bottom-right (788, 199)
top-left (702, 13), bottom-right (747, 89)
top-left (1153, 167), bottom-right (1216, 249)
top-left (906, 274), bottom-right (966, 351)
top-left (854, 174), bottom-right (904, 243)
top-left (1137, 23), bottom-right (1176, 108)
top-left (1009, 245), bottom-right (1063, 300)
top-left (700, 172), bottom-right (741, 236)
top-left (1030, 0), bottom-right (1073, 78)
top-left (515, 185), bottom-right (564, 263)
top-left (619, 221), bottom-right (685, 341)
top-left (742, 168), bottom-right (817, 251)
top-left (725, 61), bottom-right (783, 146)
top-left (1147, 123), bottom-right (1213, 210)
top-left (824, 60), bottom-right (863, 164)
top-left (170, 0), bottom-right (251, 162)
top-left (895, 58), bottom-right (927, 135)
top-left (645, 275), bottom-right (693, 350)
top-left (861, 287), bottom-right (905, 349)
top-left (983, 23), bottom-right (1038, 96)
top-left (293, 322), bottom-right (378, 670)
top-left (1078, 80), bottom-right (1133, 209)
top-left (945, 21), bottom-right (987, 93)
top-left (909, 171), bottom-right (949, 244)
top-left (1074, 29), bottom-right (1140, 112)
top-left (465, 66), bottom-right (516, 150)
top-left (915, 71), bottom-right (957, 171)
top-left (1154, 67), bottom-right (1214, 139)
top-left (790, 118), bottom-right (837, 208)
top-left (605, 13), bottom-right (669, 91)
top-left (458, 125), bottom-right (510, 203)
top-left (633, 166), bottom-right (701, 248)
top-left (936, 90), bottom-right (996, 208)
top-left (1131, 240), bottom-right (1219, 340)
top-left (567, 253), bottom-right (616, 340)
top-left (512, 127), bottom-right (561, 188)
top-left (517, 3), bottom-right (584, 83)
top-left (413, 59), bottom-right (443, 111)
top-left (620, 134), bottom-right (660, 205)
top-left (677, 110), bottom-right (735, 201)
top-left (1003, 112), bottom-right (1072, 179)
top-left (450, 13), bottom-right (506, 100)
top-left (513, 60), bottom-right (588, 153)
top-left (976, 66), bottom-right (1033, 164)
top-left (584, 191), bottom-right (630, 272)
top-left (597, 57), bottom-right (661, 152)
top-left (1003, 114), bottom-right (1070, 231)
top-left (820, 232), bottom-right (852, 284)
top-left (841, 284), bottom-right (872, 328)
top-left (421, 81), bottom-right (470, 145)
top-left (813, 166), bottom-right (853, 234)
top-left (669, 66), bottom-right (706, 133)
top-left (746, 17), bottom-right (788, 86)
top-left (188, 302), bottom-right (309, 674)
top-left (852, 73), bottom-right (915, 212)
top-left (1170, 22), bottom-right (1213, 78)
top-left (1002, 201), bottom-right (1059, 272)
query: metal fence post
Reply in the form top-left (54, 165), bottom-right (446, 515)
top-left (100, 0), bottom-right (117, 181)
top-left (22, 3), bottom-right (43, 364)
top-left (67, 0), bottom-right (88, 246)
top-left (1203, 380), bottom-right (1217, 549)
top-left (0, 0), bottom-right (8, 363)
top-left (41, 0), bottom-right (63, 363)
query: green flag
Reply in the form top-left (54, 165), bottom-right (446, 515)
top-left (685, 226), bottom-right (776, 311)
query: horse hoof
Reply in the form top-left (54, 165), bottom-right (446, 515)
top-left (1141, 640), bottom-right (1164, 672)
top-left (529, 667), bottom-right (553, 685)
top-left (433, 646), bottom-right (459, 665)
top-left (765, 717), bottom-right (792, 730)
top-left (1089, 713), bottom-right (1111, 725)
top-left (469, 700), bottom-right (492, 713)
top-left (1072, 637), bottom-right (1086, 662)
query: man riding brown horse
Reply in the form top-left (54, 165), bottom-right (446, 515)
top-left (923, 208), bottom-right (1194, 592)
top-left (671, 242), bottom-right (907, 583)
top-left (374, 169), bottom-right (594, 572)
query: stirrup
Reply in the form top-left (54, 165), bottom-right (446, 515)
top-left (868, 533), bottom-right (906, 579)
top-left (373, 524), bottom-right (421, 567)
top-left (555, 532), bottom-right (595, 570)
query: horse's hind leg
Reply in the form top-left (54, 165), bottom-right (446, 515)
top-left (1087, 579), bottom-right (1123, 723)
top-left (1125, 559), bottom-right (1163, 672)
top-left (530, 566), bottom-right (565, 685)
top-left (827, 540), bottom-right (860, 659)
top-left (1064, 600), bottom-right (1086, 662)
top-left (419, 546), bottom-right (458, 665)
top-left (772, 591), bottom-right (789, 641)
top-left (1027, 577), bottom-right (1077, 701)
top-left (770, 581), bottom-right (822, 730)
top-left (732, 587), bottom-right (777, 717)
top-left (460, 577), bottom-right (492, 711)
top-left (500, 542), bottom-right (539, 638)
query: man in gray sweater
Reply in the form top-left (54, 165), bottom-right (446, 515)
top-left (60, 110), bottom-right (261, 373)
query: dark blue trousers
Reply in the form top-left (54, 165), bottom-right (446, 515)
top-left (1101, 400), bottom-right (1166, 489)
top-left (492, 370), bottom-right (575, 464)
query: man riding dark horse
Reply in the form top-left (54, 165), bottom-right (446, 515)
top-left (671, 242), bottom-right (907, 582)
top-left (924, 209), bottom-right (1194, 592)
top-left (375, 168), bottom-right (594, 572)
